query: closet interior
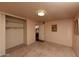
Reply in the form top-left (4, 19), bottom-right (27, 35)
top-left (5, 15), bottom-right (26, 52)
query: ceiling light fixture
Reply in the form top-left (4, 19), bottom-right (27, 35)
top-left (36, 9), bottom-right (46, 16)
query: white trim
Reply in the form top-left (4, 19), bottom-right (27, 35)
top-left (0, 11), bottom-right (25, 20)
top-left (0, 0), bottom-right (79, 2)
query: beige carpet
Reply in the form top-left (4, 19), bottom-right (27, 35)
top-left (5, 41), bottom-right (76, 57)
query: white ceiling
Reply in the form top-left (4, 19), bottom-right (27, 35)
top-left (0, 2), bottom-right (79, 21)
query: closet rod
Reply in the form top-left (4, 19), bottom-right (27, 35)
top-left (6, 27), bottom-right (24, 29)
top-left (6, 20), bottom-right (24, 24)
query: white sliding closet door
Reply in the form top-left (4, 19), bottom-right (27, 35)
top-left (6, 22), bottom-right (24, 49)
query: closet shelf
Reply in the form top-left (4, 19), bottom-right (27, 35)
top-left (6, 27), bottom-right (24, 29)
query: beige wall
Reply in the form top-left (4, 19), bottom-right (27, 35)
top-left (26, 19), bottom-right (38, 45)
top-left (0, 14), bottom-right (5, 56)
top-left (73, 35), bottom-right (79, 56)
top-left (72, 15), bottom-right (79, 56)
top-left (6, 17), bottom-right (24, 49)
top-left (45, 19), bottom-right (73, 47)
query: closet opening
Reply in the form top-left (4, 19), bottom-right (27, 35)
top-left (5, 15), bottom-right (26, 54)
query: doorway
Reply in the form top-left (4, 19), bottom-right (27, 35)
top-left (35, 25), bottom-right (40, 41)
top-left (35, 23), bottom-right (45, 42)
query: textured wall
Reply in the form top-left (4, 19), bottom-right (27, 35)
top-left (72, 15), bottom-right (79, 56)
top-left (45, 19), bottom-right (73, 47)
top-left (26, 19), bottom-right (38, 45)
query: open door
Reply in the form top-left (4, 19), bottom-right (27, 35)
top-left (39, 23), bottom-right (45, 41)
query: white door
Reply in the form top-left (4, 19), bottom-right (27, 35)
top-left (39, 24), bottom-right (45, 40)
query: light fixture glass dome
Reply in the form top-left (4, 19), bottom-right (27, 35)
top-left (38, 12), bottom-right (45, 16)
top-left (36, 9), bottom-right (46, 16)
